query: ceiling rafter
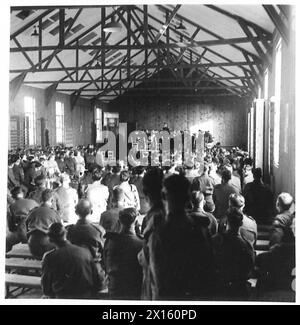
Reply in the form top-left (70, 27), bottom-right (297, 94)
top-left (155, 4), bottom-right (262, 64)
top-left (10, 9), bottom-right (55, 40)
top-left (132, 7), bottom-right (251, 94)
top-left (263, 5), bottom-right (289, 45)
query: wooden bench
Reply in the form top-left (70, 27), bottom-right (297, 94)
top-left (6, 244), bottom-right (33, 259)
top-left (6, 258), bottom-right (42, 272)
top-left (5, 274), bottom-right (41, 298)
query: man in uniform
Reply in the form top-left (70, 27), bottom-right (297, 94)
top-left (26, 189), bottom-right (61, 260)
top-left (41, 222), bottom-right (102, 299)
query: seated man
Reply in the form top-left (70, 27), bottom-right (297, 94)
top-left (269, 192), bottom-right (295, 247)
top-left (67, 199), bottom-right (105, 260)
top-left (28, 175), bottom-right (63, 217)
top-left (86, 170), bottom-right (109, 223)
top-left (188, 191), bottom-right (218, 236)
top-left (219, 193), bottom-right (257, 248)
top-left (9, 186), bottom-right (38, 243)
top-left (103, 208), bottom-right (143, 300)
top-left (55, 173), bottom-right (78, 224)
top-left (212, 207), bottom-right (254, 299)
top-left (26, 189), bottom-right (61, 260)
top-left (41, 223), bottom-right (102, 299)
top-left (213, 169), bottom-right (239, 220)
top-left (100, 187), bottom-right (125, 233)
top-left (192, 163), bottom-right (215, 213)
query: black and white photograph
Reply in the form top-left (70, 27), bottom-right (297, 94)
top-left (1, 0), bottom-right (297, 306)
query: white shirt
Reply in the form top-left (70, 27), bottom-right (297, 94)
top-left (86, 181), bottom-right (109, 223)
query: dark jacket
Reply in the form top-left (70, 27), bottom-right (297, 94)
top-left (212, 230), bottom-right (254, 298)
top-left (28, 188), bottom-right (63, 216)
top-left (243, 180), bottom-right (274, 223)
top-left (8, 167), bottom-right (19, 190)
top-left (41, 241), bottom-right (102, 298)
top-left (269, 211), bottom-right (295, 248)
top-left (149, 212), bottom-right (215, 300)
top-left (56, 159), bottom-right (66, 173)
top-left (103, 232), bottom-right (143, 299)
top-left (67, 219), bottom-right (105, 258)
top-left (13, 164), bottom-right (24, 185)
top-left (64, 157), bottom-right (76, 175)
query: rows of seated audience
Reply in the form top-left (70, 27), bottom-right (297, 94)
top-left (6, 145), bottom-right (295, 300)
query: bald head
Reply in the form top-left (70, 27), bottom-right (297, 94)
top-left (75, 199), bottom-right (92, 218)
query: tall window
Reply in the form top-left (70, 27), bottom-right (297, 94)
top-left (24, 96), bottom-right (36, 146)
top-left (56, 101), bottom-right (64, 144)
top-left (264, 69), bottom-right (269, 100)
top-left (95, 107), bottom-right (102, 142)
top-left (273, 39), bottom-right (282, 167)
top-left (249, 106), bottom-right (255, 157)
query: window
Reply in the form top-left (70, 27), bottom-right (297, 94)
top-left (95, 107), bottom-right (102, 143)
top-left (273, 39), bottom-right (282, 167)
top-left (258, 86), bottom-right (262, 99)
top-left (264, 69), bottom-right (269, 100)
top-left (56, 101), bottom-right (65, 144)
top-left (24, 96), bottom-right (36, 146)
top-left (250, 106), bottom-right (255, 158)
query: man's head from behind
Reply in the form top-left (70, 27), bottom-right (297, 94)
top-left (112, 187), bottom-right (125, 208)
top-left (252, 167), bottom-right (263, 181)
top-left (229, 193), bottom-right (245, 211)
top-left (41, 189), bottom-right (53, 205)
top-left (162, 174), bottom-right (191, 212)
top-left (221, 169), bottom-right (232, 183)
top-left (276, 192), bottom-right (294, 213)
top-left (142, 167), bottom-right (164, 204)
top-left (75, 199), bottom-right (92, 219)
top-left (225, 207), bottom-right (243, 231)
top-left (48, 222), bottom-right (66, 245)
top-left (119, 208), bottom-right (137, 229)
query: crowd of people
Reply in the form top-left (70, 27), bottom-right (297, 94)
top-left (6, 144), bottom-right (295, 300)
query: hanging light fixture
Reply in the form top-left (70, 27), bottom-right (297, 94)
top-left (95, 60), bottom-right (101, 68)
top-left (103, 7), bottom-right (123, 33)
top-left (31, 25), bottom-right (39, 37)
top-left (175, 19), bottom-right (186, 30)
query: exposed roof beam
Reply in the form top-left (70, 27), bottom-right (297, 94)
top-left (154, 4), bottom-right (181, 42)
top-left (263, 5), bottom-right (289, 44)
top-left (59, 86), bottom-right (246, 92)
top-left (155, 4), bottom-right (262, 63)
top-left (239, 20), bottom-right (271, 67)
top-left (11, 5), bottom-right (116, 11)
top-left (10, 9), bottom-right (55, 40)
top-left (11, 7), bottom-right (125, 74)
top-left (9, 61), bottom-right (258, 73)
top-left (131, 7), bottom-right (249, 94)
top-left (10, 36), bottom-right (263, 53)
top-left (277, 5), bottom-right (290, 20)
top-left (24, 76), bottom-right (251, 84)
top-left (9, 72), bottom-right (27, 102)
top-left (85, 93), bottom-right (246, 98)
